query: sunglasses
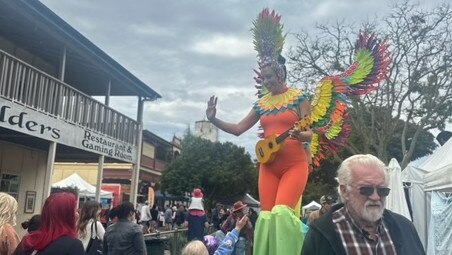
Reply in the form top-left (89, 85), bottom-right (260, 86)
top-left (350, 185), bottom-right (391, 197)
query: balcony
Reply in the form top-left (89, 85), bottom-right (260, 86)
top-left (141, 155), bottom-right (168, 172)
top-left (0, 49), bottom-right (138, 145)
top-left (154, 159), bottom-right (168, 172)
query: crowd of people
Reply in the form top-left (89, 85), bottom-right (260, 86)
top-left (132, 188), bottom-right (259, 255)
top-left (0, 186), bottom-right (261, 255)
top-left (0, 154), bottom-right (427, 255)
top-left (0, 190), bottom-right (145, 255)
top-left (102, 193), bottom-right (260, 255)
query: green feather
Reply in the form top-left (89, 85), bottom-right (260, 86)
top-left (252, 9), bottom-right (286, 63)
top-left (350, 50), bottom-right (374, 84)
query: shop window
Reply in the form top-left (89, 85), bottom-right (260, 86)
top-left (0, 173), bottom-right (20, 200)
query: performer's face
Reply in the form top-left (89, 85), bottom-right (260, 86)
top-left (261, 66), bottom-right (284, 93)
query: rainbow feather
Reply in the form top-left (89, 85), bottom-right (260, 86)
top-left (252, 8), bottom-right (286, 64)
top-left (310, 31), bottom-right (391, 166)
top-left (252, 8), bottom-right (286, 97)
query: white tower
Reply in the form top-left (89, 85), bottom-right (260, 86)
top-left (194, 120), bottom-right (219, 142)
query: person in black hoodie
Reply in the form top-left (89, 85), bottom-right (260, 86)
top-left (302, 154), bottom-right (425, 255)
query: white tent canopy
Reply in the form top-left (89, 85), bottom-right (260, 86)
top-left (241, 193), bottom-right (260, 207)
top-left (52, 173), bottom-right (113, 199)
top-left (386, 158), bottom-right (411, 220)
top-left (402, 138), bottom-right (452, 252)
top-left (244, 193), bottom-right (260, 213)
top-left (303, 201), bottom-right (321, 211)
top-left (424, 164), bottom-right (452, 192)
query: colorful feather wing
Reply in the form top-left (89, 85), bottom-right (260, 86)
top-left (310, 32), bottom-right (391, 166)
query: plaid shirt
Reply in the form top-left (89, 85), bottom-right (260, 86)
top-left (333, 207), bottom-right (397, 255)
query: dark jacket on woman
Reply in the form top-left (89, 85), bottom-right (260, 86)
top-left (102, 219), bottom-right (146, 255)
top-left (13, 236), bottom-right (84, 255)
top-left (302, 204), bottom-right (425, 255)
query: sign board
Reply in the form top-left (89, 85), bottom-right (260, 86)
top-left (0, 98), bottom-right (136, 163)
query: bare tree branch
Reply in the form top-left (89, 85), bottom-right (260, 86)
top-left (288, 2), bottom-right (452, 168)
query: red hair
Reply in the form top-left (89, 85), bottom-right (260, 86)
top-left (23, 192), bottom-right (78, 251)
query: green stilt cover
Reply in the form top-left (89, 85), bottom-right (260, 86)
top-left (253, 205), bottom-right (304, 255)
top-left (253, 210), bottom-right (271, 255)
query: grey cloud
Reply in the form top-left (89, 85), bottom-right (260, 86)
top-left (40, 0), bottom-right (445, 157)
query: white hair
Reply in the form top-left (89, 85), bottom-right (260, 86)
top-left (337, 154), bottom-right (388, 202)
top-left (181, 240), bottom-right (208, 255)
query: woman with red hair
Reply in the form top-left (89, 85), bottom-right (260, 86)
top-left (13, 192), bottom-right (84, 255)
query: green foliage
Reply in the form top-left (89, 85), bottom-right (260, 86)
top-left (387, 121), bottom-right (437, 162)
top-left (303, 159), bottom-right (339, 204)
top-left (161, 134), bottom-right (258, 209)
top-left (347, 105), bottom-right (437, 163)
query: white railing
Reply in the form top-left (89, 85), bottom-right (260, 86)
top-left (0, 49), bottom-right (138, 145)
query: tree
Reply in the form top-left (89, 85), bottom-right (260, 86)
top-left (288, 2), bottom-right (452, 168)
top-left (303, 160), bottom-right (339, 205)
top-left (346, 105), bottom-right (437, 161)
top-left (160, 134), bottom-right (258, 209)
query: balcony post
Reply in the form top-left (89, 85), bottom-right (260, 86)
top-left (95, 155), bottom-right (104, 202)
top-left (105, 78), bottom-right (111, 105)
top-left (43, 142), bottom-right (57, 197)
top-left (130, 97), bottom-right (144, 205)
top-left (58, 46), bottom-right (67, 81)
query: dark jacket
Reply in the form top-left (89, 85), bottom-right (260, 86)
top-left (150, 207), bottom-right (159, 221)
top-left (103, 219), bottom-right (146, 255)
top-left (13, 236), bottom-right (84, 255)
top-left (302, 204), bottom-right (425, 255)
top-left (175, 210), bottom-right (186, 226)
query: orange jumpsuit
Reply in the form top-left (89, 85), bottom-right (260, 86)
top-left (252, 88), bottom-right (309, 255)
top-left (259, 110), bottom-right (309, 210)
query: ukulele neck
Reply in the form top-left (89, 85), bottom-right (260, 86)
top-left (275, 129), bottom-right (291, 144)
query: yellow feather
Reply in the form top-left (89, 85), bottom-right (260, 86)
top-left (310, 134), bottom-right (319, 156)
top-left (311, 80), bottom-right (333, 123)
top-left (325, 120), bottom-right (343, 140)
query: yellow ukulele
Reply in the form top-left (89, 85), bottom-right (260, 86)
top-left (255, 116), bottom-right (311, 164)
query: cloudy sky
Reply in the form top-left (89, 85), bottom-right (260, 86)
top-left (39, 0), bottom-right (445, 157)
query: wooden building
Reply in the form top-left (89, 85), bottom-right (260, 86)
top-left (0, 0), bottom-right (160, 235)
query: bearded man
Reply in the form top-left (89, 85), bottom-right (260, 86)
top-left (302, 154), bottom-right (425, 255)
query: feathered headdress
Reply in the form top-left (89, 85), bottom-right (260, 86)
top-left (252, 8), bottom-right (286, 67)
top-left (252, 8), bottom-right (287, 96)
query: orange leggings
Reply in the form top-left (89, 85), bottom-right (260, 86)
top-left (258, 140), bottom-right (309, 211)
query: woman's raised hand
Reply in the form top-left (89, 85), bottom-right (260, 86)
top-left (206, 96), bottom-right (218, 121)
top-left (236, 215), bottom-right (249, 231)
